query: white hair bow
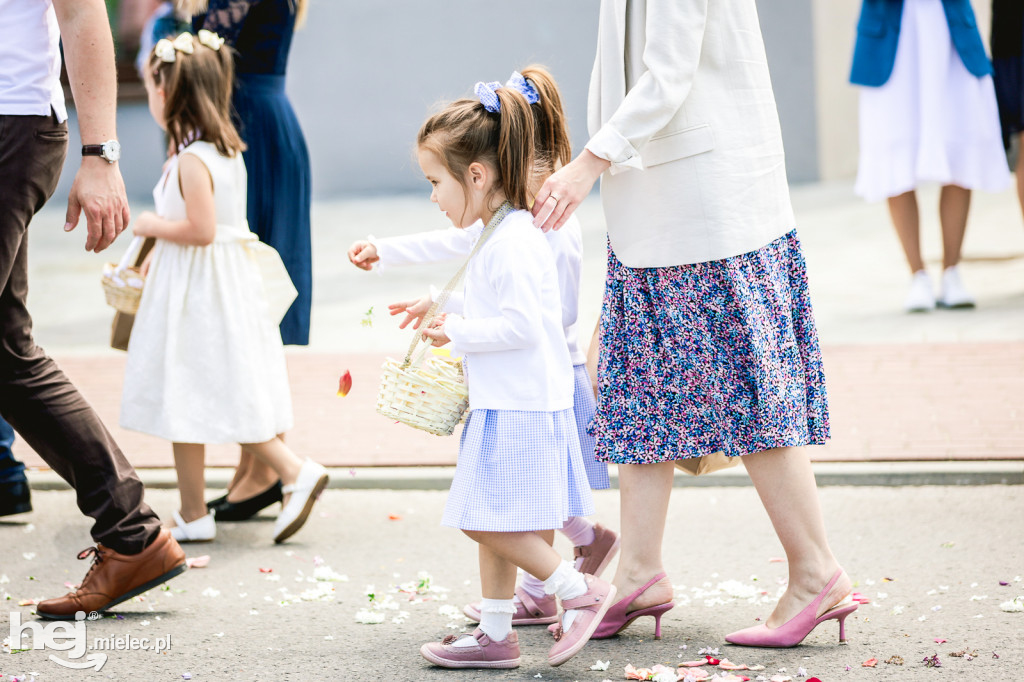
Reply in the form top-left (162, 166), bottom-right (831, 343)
top-left (154, 32), bottom-right (195, 63)
top-left (197, 29), bottom-right (225, 51)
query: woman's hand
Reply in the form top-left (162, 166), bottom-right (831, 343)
top-left (388, 294), bottom-right (432, 329)
top-left (132, 211), bottom-right (161, 238)
top-left (348, 240), bottom-right (379, 270)
top-left (532, 149), bottom-right (611, 232)
top-left (421, 314), bottom-right (450, 347)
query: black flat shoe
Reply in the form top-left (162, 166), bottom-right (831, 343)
top-left (0, 479), bottom-right (32, 518)
top-left (208, 480), bottom-right (283, 521)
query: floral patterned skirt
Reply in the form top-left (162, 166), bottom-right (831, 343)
top-left (590, 230), bottom-right (829, 464)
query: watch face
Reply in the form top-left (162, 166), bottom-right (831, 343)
top-left (102, 140), bottom-right (121, 162)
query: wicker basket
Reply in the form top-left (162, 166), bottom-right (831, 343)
top-left (376, 351), bottom-right (468, 436)
top-left (101, 266), bottom-right (144, 314)
top-left (375, 201), bottom-right (513, 437)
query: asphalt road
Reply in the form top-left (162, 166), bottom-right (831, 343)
top-left (2, 484), bottom-right (1022, 681)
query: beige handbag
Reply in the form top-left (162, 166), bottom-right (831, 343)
top-left (674, 451), bottom-right (739, 476)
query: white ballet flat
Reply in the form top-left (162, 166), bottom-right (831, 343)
top-left (169, 509), bottom-right (216, 543)
top-left (904, 270), bottom-right (935, 313)
top-left (273, 460), bottom-right (329, 544)
top-left (937, 265), bottom-right (976, 309)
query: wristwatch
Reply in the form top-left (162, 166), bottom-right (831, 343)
top-left (82, 140), bottom-right (121, 163)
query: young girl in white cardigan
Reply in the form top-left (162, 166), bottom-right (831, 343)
top-left (348, 67), bottom-right (618, 628)
top-left (396, 82), bottom-right (615, 669)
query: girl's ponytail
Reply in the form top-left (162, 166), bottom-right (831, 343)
top-left (492, 87), bottom-right (535, 212)
top-left (518, 65), bottom-right (572, 170)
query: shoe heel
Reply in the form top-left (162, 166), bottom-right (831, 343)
top-left (653, 613), bottom-right (664, 639)
top-left (837, 612), bottom-right (849, 644)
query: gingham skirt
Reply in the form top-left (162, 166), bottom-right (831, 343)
top-left (441, 408), bottom-right (595, 532)
top-left (572, 364), bottom-right (610, 490)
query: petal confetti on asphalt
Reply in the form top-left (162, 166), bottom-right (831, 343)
top-left (337, 370), bottom-right (353, 397)
top-left (185, 555), bottom-right (210, 569)
top-left (862, 657), bottom-right (878, 667)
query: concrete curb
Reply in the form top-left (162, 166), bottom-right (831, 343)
top-left (25, 460), bottom-right (1024, 492)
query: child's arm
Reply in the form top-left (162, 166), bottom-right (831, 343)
top-left (348, 225), bottom-right (479, 271)
top-left (133, 154), bottom-right (217, 247)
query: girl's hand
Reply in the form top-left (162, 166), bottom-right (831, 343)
top-left (421, 314), bottom-right (450, 347)
top-left (388, 294), bottom-right (432, 330)
top-left (532, 149), bottom-right (610, 232)
top-left (348, 240), bottom-right (379, 270)
top-left (133, 211), bottom-right (160, 238)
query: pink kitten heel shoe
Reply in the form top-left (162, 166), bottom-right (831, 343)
top-left (592, 572), bottom-right (675, 639)
top-left (464, 587), bottom-right (559, 625)
top-left (725, 568), bottom-right (857, 648)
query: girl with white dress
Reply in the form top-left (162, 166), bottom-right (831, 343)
top-left (851, 0), bottom-right (1010, 311)
top-left (348, 67), bottom-right (618, 629)
top-left (121, 31), bottom-right (327, 545)
top-left (397, 82), bottom-right (614, 669)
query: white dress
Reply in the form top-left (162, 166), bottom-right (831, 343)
top-left (855, 0), bottom-right (1011, 201)
top-left (120, 141), bottom-right (295, 444)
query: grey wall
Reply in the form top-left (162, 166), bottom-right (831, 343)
top-left (57, 1), bottom-right (819, 201)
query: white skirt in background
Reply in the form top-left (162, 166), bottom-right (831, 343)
top-left (441, 408), bottom-right (595, 532)
top-left (855, 0), bottom-right (1010, 201)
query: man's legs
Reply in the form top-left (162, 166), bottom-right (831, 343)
top-left (0, 112), bottom-right (160, 554)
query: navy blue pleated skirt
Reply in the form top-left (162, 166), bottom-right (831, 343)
top-left (234, 73), bottom-right (312, 345)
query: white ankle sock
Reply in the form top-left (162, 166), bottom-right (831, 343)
top-left (560, 516), bottom-right (595, 547)
top-left (468, 598), bottom-right (514, 645)
top-left (518, 572), bottom-right (547, 600)
top-left (543, 561), bottom-right (588, 631)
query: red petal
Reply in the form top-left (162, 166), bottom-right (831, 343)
top-left (337, 370), bottom-right (353, 397)
top-left (259, 567), bottom-right (273, 573)
top-left (862, 657), bottom-right (878, 667)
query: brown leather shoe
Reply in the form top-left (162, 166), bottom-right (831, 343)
top-left (36, 529), bottom-right (187, 620)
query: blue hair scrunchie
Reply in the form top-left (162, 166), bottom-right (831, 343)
top-left (505, 71), bottom-right (539, 105)
top-left (475, 81), bottom-right (503, 113)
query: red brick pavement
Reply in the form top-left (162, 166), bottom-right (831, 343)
top-left (12, 343), bottom-right (1024, 468)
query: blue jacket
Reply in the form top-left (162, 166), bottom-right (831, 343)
top-left (849, 0), bottom-right (992, 87)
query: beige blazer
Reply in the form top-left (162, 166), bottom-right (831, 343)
top-left (586, 0), bottom-right (796, 268)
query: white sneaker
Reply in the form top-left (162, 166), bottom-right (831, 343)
top-left (937, 265), bottom-right (976, 309)
top-left (904, 270), bottom-right (935, 313)
top-left (273, 459), bottom-right (329, 544)
top-left (169, 509), bottom-right (216, 542)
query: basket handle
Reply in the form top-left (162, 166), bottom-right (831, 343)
top-left (402, 201), bottom-right (515, 368)
top-left (114, 235), bottom-right (147, 273)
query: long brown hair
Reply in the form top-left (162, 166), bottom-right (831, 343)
top-left (518, 65), bottom-right (572, 173)
top-left (148, 34), bottom-right (245, 157)
top-left (418, 87), bottom-right (536, 217)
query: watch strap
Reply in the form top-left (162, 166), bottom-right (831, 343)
top-left (82, 144), bottom-right (105, 156)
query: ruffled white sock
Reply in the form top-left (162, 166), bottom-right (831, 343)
top-left (543, 560), bottom-right (588, 631)
top-left (465, 598), bottom-right (514, 645)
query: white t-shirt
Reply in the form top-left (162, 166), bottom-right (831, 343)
top-left (0, 0), bottom-right (68, 121)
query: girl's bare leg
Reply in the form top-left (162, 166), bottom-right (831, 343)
top-left (464, 530), bottom-right (563, 586)
top-left (226, 441), bottom-right (281, 502)
top-left (171, 442), bottom-right (207, 523)
top-left (239, 437), bottom-right (304, 505)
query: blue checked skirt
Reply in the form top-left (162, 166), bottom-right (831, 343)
top-left (442, 408), bottom-right (595, 532)
top-left (572, 364), bottom-right (610, 490)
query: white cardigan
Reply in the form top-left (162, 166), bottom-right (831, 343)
top-left (371, 215), bottom-right (586, 366)
top-left (586, 0), bottom-right (796, 268)
top-left (433, 210), bottom-right (573, 412)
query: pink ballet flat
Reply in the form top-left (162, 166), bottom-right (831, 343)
top-left (592, 572), bottom-right (675, 639)
top-left (725, 568), bottom-right (857, 648)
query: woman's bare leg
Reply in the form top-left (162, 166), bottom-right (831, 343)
top-left (608, 461), bottom-right (676, 610)
top-left (938, 184), bottom-right (971, 269)
top-left (226, 436), bottom-right (284, 502)
top-left (742, 447), bottom-right (849, 627)
top-left (887, 190), bottom-right (924, 273)
top-left (239, 437), bottom-right (304, 506)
